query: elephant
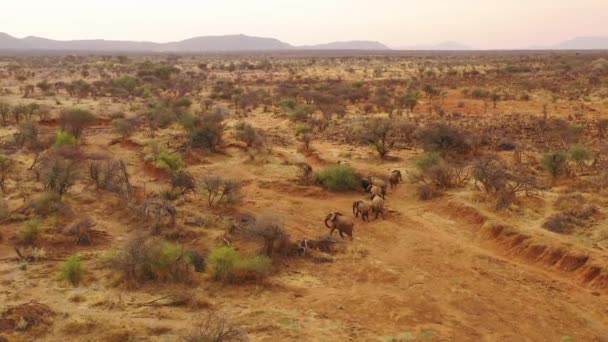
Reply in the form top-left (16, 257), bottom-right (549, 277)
top-left (389, 170), bottom-right (402, 189)
top-left (325, 212), bottom-right (354, 240)
top-left (371, 194), bottom-right (385, 219)
top-left (352, 200), bottom-right (371, 221)
top-left (362, 176), bottom-right (386, 194)
top-left (369, 185), bottom-right (384, 199)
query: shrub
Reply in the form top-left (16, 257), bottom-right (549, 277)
top-left (417, 184), bottom-right (439, 200)
top-left (568, 144), bottom-right (591, 166)
top-left (207, 246), bottom-right (271, 283)
top-left (61, 255), bottom-right (83, 285)
top-left (188, 107), bottom-right (227, 151)
top-left (54, 130), bottom-right (78, 148)
top-left (112, 237), bottom-right (194, 287)
top-left (182, 311), bottom-right (248, 342)
top-left (20, 219), bottom-right (43, 245)
top-left (31, 192), bottom-right (67, 216)
top-left (112, 118), bottom-right (136, 138)
top-left (543, 213), bottom-right (576, 234)
top-left (541, 152), bottom-right (569, 179)
top-left (247, 214), bottom-right (288, 256)
top-left (200, 176), bottom-right (242, 207)
top-left (314, 164), bottom-right (360, 191)
top-left (207, 246), bottom-right (239, 282)
top-left (157, 150), bottom-right (183, 174)
top-left (415, 152), bottom-right (441, 172)
top-left (417, 123), bottom-right (469, 155)
top-left (411, 160), bottom-right (469, 190)
top-left (15, 121), bottom-right (40, 148)
top-left (0, 154), bottom-right (14, 191)
top-left (40, 157), bottom-right (78, 196)
top-left (357, 117), bottom-right (407, 158)
top-left (295, 123), bottom-right (313, 150)
top-left (234, 121), bottom-right (263, 147)
top-left (89, 159), bottom-right (132, 196)
top-left (59, 109), bottom-right (95, 138)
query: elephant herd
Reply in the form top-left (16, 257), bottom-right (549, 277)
top-left (324, 170), bottom-right (402, 240)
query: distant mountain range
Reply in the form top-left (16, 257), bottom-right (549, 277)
top-left (553, 36), bottom-right (608, 50)
top-left (394, 41), bottom-right (472, 51)
top-left (0, 32), bottom-right (389, 52)
top-left (1, 32), bottom-right (608, 52)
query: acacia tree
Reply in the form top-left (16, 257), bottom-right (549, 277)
top-left (359, 117), bottom-right (405, 158)
top-left (59, 109), bottom-right (95, 138)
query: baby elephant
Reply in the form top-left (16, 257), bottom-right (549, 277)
top-left (324, 212), bottom-right (354, 240)
top-left (389, 170), bottom-right (402, 189)
top-left (352, 200), bottom-right (371, 221)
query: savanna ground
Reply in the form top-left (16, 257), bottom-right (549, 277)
top-left (1, 51), bottom-right (608, 341)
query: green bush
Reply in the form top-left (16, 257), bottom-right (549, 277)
top-left (207, 246), bottom-right (271, 283)
top-left (112, 237), bottom-right (195, 287)
top-left (61, 255), bottom-right (83, 285)
top-left (234, 255), bottom-right (272, 279)
top-left (541, 152), bottom-right (569, 179)
top-left (208, 246), bottom-right (239, 282)
top-left (20, 219), bottom-right (42, 245)
top-left (415, 152), bottom-right (441, 172)
top-left (568, 144), bottom-right (591, 165)
top-left (157, 150), bottom-right (183, 174)
top-left (54, 130), bottom-right (78, 148)
top-left (314, 164), bottom-right (360, 191)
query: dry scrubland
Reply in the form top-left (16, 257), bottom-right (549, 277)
top-left (0, 52), bottom-right (608, 341)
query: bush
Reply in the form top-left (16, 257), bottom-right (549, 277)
top-left (543, 213), bottom-right (576, 234)
top-left (207, 246), bottom-right (271, 283)
top-left (0, 154), bottom-right (14, 191)
top-left (31, 192), bottom-right (67, 216)
top-left (417, 184), bottom-right (439, 200)
top-left (112, 237), bottom-right (195, 287)
top-left (314, 164), bottom-right (360, 191)
top-left (417, 123), bottom-right (469, 155)
top-left (568, 144), bottom-right (591, 166)
top-left (54, 130), bottom-right (78, 148)
top-left (112, 118), bottom-right (136, 138)
top-left (234, 121), bottom-right (263, 147)
top-left (415, 152), bottom-right (441, 172)
top-left (59, 109), bottom-right (95, 138)
top-left (182, 311), bottom-right (248, 342)
top-left (157, 150), bottom-right (183, 174)
top-left (188, 107), bottom-right (227, 151)
top-left (20, 219), bottom-right (43, 245)
top-left (40, 157), bottom-right (78, 196)
top-left (200, 176), bottom-right (242, 207)
top-left (541, 152), bottom-right (569, 179)
top-left (207, 246), bottom-right (239, 282)
top-left (61, 255), bottom-right (83, 285)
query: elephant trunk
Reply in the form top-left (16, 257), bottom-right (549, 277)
top-left (324, 218), bottom-right (332, 228)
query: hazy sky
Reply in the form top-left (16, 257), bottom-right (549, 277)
top-left (3, 0), bottom-right (607, 49)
